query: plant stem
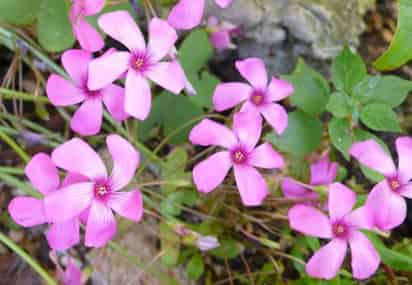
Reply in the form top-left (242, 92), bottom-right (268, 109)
top-left (0, 88), bottom-right (50, 103)
top-left (0, 127), bottom-right (30, 162)
top-left (0, 232), bottom-right (58, 285)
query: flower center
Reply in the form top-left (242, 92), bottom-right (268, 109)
top-left (230, 149), bottom-right (248, 164)
top-left (332, 222), bottom-right (348, 238)
top-left (388, 177), bottom-right (402, 192)
top-left (250, 90), bottom-right (265, 106)
top-left (94, 181), bottom-right (111, 198)
top-left (130, 52), bottom-right (150, 73)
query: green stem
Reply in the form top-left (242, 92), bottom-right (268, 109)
top-left (0, 127), bottom-right (30, 162)
top-left (0, 166), bottom-right (25, 175)
top-left (0, 173), bottom-right (41, 198)
top-left (0, 88), bottom-right (50, 103)
top-left (0, 232), bottom-right (58, 285)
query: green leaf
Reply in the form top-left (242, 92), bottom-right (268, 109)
top-left (37, 0), bottom-right (75, 52)
top-left (328, 118), bottom-right (352, 160)
top-left (332, 46), bottom-right (367, 93)
top-left (360, 103), bottom-right (401, 132)
top-left (187, 71), bottom-right (220, 109)
top-left (179, 29), bottom-right (213, 74)
top-left (283, 58), bottom-right (330, 115)
top-left (352, 75), bottom-right (412, 108)
top-left (326, 92), bottom-right (352, 118)
top-left (186, 253), bottom-right (204, 280)
top-left (210, 239), bottom-right (243, 260)
top-left (374, 0), bottom-right (412, 70)
top-left (0, 0), bottom-right (42, 25)
top-left (160, 190), bottom-right (199, 217)
top-left (367, 232), bottom-right (412, 270)
top-left (159, 223), bottom-right (180, 266)
top-left (267, 110), bottom-right (322, 157)
top-left (162, 147), bottom-right (191, 193)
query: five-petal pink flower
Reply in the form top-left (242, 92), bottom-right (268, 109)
top-left (46, 49), bottom-right (128, 136)
top-left (70, 0), bottom-right (105, 52)
top-left (8, 154), bottom-right (84, 250)
top-left (213, 58), bottom-right (293, 135)
top-left (288, 183), bottom-right (380, 280)
top-left (349, 137), bottom-right (412, 231)
top-left (168, 0), bottom-right (233, 30)
top-left (189, 111), bottom-right (284, 206)
top-left (87, 11), bottom-right (185, 120)
top-left (44, 134), bottom-right (143, 247)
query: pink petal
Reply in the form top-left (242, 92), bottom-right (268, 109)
top-left (147, 18), bottom-right (177, 61)
top-left (71, 99), bottom-right (103, 136)
top-left (210, 30), bottom-right (232, 51)
top-left (366, 180), bottom-right (406, 231)
top-left (46, 75), bottom-right (85, 106)
top-left (74, 17), bottom-right (104, 52)
top-left (167, 0), bottom-right (205, 30)
top-left (125, 70), bottom-right (152, 120)
top-left (107, 189), bottom-right (143, 221)
top-left (46, 219), bottom-right (80, 250)
top-left (44, 182), bottom-right (94, 223)
top-left (212, 82), bottom-right (251, 112)
top-left (52, 138), bottom-right (107, 180)
top-left (85, 200), bottom-right (116, 247)
top-left (146, 61), bottom-right (185, 94)
top-left (98, 11), bottom-right (145, 51)
top-left (106, 134), bottom-right (139, 191)
top-left (260, 103), bottom-right (288, 135)
top-left (248, 143), bottom-right (284, 169)
top-left (310, 155), bottom-right (338, 185)
top-left (62, 259), bottom-right (82, 285)
top-left (306, 239), bottom-right (347, 280)
top-left (328, 183), bottom-right (356, 221)
top-left (349, 140), bottom-right (396, 177)
top-left (62, 173), bottom-right (88, 188)
top-left (399, 183), bottom-right (412, 198)
top-left (61, 49), bottom-right (92, 84)
top-left (87, 51), bottom-right (130, 91)
top-left (101, 84), bottom-right (129, 121)
top-left (189, 119), bottom-right (237, 148)
top-left (349, 231), bottom-right (380, 280)
top-left (79, 0), bottom-right (105, 16)
top-left (25, 153), bottom-right (59, 195)
top-left (345, 206), bottom-right (374, 230)
top-left (8, 197), bottom-right (47, 227)
top-left (215, 0), bottom-right (233, 8)
top-left (233, 165), bottom-right (268, 206)
top-left (267, 77), bottom-right (293, 102)
top-left (396, 136), bottom-right (412, 183)
top-left (233, 111), bottom-right (262, 150)
top-left (281, 178), bottom-right (318, 200)
top-left (193, 151), bottom-right (232, 193)
top-left (288, 204), bottom-right (332, 238)
top-left (235, 58), bottom-right (268, 89)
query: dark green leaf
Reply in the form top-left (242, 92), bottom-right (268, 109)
top-left (374, 0), bottom-right (412, 70)
top-left (179, 29), bottom-right (213, 74)
top-left (0, 0), bottom-right (42, 25)
top-left (186, 253), bottom-right (204, 280)
top-left (160, 190), bottom-right (199, 217)
top-left (328, 118), bottom-right (352, 160)
top-left (326, 92), bottom-right (352, 118)
top-left (332, 46), bottom-right (367, 93)
top-left (211, 239), bottom-right (243, 260)
top-left (360, 103), bottom-right (401, 132)
top-left (283, 58), bottom-right (330, 115)
top-left (37, 0), bottom-right (75, 52)
top-left (187, 71), bottom-right (220, 109)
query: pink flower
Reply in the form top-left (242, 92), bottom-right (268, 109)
top-left (8, 154), bottom-right (85, 250)
top-left (168, 0), bottom-right (233, 30)
top-left (58, 259), bottom-right (82, 285)
top-left (87, 12), bottom-right (185, 120)
top-left (44, 134), bottom-right (143, 247)
top-left (189, 111), bottom-right (284, 206)
top-left (282, 154), bottom-right (338, 201)
top-left (207, 16), bottom-right (238, 51)
top-left (349, 137), bottom-right (412, 231)
top-left (46, 49), bottom-right (128, 136)
top-left (70, 0), bottom-right (105, 52)
top-left (288, 183), bottom-right (380, 280)
top-left (213, 58), bottom-right (293, 135)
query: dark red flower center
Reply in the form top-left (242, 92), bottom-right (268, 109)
top-left (250, 90), bottom-right (265, 106)
top-left (130, 51), bottom-right (151, 73)
top-left (332, 222), bottom-right (348, 238)
top-left (230, 148), bottom-right (248, 164)
top-left (94, 181), bottom-right (111, 198)
top-left (388, 177), bottom-right (402, 192)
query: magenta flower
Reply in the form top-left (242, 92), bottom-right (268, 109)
top-left (349, 137), bottom-right (412, 231)
top-left (87, 11), bottom-right (185, 120)
top-left (70, 0), bottom-right (104, 52)
top-left (46, 49), bottom-right (128, 136)
top-left (189, 111), bottom-right (284, 206)
top-left (289, 183), bottom-right (380, 280)
top-left (8, 154), bottom-right (85, 250)
top-left (58, 259), bottom-right (82, 285)
top-left (207, 16), bottom-right (238, 51)
top-left (213, 58), bottom-right (293, 135)
top-left (44, 134), bottom-right (143, 247)
top-left (168, 0), bottom-right (233, 30)
top-left (282, 154), bottom-right (338, 201)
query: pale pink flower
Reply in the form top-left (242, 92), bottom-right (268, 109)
top-left (70, 0), bottom-right (105, 52)
top-left (349, 137), bottom-right (412, 231)
top-left (8, 154), bottom-right (85, 250)
top-left (282, 154), bottom-right (338, 201)
top-left (289, 183), bottom-right (380, 280)
top-left (87, 12), bottom-right (185, 120)
top-left (44, 135), bottom-right (143, 247)
top-left (196, 236), bottom-right (220, 251)
top-left (46, 49), bottom-right (128, 136)
top-left (189, 111), bottom-right (284, 206)
top-left (168, 0), bottom-right (233, 30)
top-left (213, 58), bottom-right (293, 135)
top-left (207, 16), bottom-right (238, 51)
